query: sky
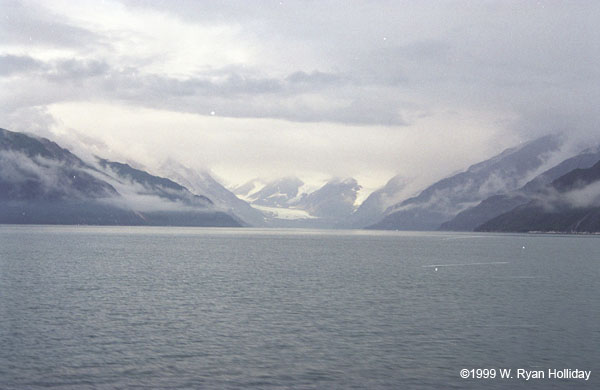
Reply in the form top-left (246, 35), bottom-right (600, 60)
top-left (2, 0), bottom-right (600, 192)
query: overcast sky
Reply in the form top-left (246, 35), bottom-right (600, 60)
top-left (2, 0), bottom-right (599, 191)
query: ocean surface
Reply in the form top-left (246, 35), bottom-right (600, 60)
top-left (0, 225), bottom-right (598, 389)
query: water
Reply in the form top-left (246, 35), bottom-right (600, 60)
top-left (0, 226), bottom-right (598, 389)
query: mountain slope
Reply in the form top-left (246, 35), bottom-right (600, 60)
top-left (0, 128), bottom-right (117, 201)
top-left (440, 146), bottom-right (600, 231)
top-left (293, 177), bottom-right (361, 219)
top-left (231, 178), bottom-right (265, 199)
top-left (97, 158), bottom-right (212, 207)
top-left (158, 160), bottom-right (266, 226)
top-left (247, 176), bottom-right (304, 207)
top-left (0, 128), bottom-right (241, 227)
top-left (367, 135), bottom-right (562, 230)
top-left (340, 175), bottom-right (412, 228)
top-left (476, 159), bottom-right (600, 232)
top-left (230, 176), bottom-right (363, 227)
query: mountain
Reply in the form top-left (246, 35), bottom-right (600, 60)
top-left (551, 159), bottom-right (600, 192)
top-left (440, 146), bottom-right (600, 231)
top-left (476, 159), bottom-right (600, 233)
top-left (97, 158), bottom-right (213, 207)
top-left (0, 128), bottom-right (241, 227)
top-left (231, 178), bottom-right (265, 199)
top-left (367, 135), bottom-right (563, 230)
top-left (158, 160), bottom-right (266, 226)
top-left (438, 194), bottom-right (528, 232)
top-left (246, 176), bottom-right (305, 208)
top-left (520, 146), bottom-right (600, 193)
top-left (340, 175), bottom-right (412, 228)
top-left (0, 128), bottom-right (139, 225)
top-left (0, 128), bottom-right (117, 200)
top-left (293, 177), bottom-right (361, 219)
top-left (230, 176), bottom-right (363, 227)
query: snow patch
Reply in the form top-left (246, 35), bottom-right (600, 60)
top-left (252, 204), bottom-right (317, 220)
top-left (354, 185), bottom-right (376, 207)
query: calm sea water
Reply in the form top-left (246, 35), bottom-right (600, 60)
top-left (0, 226), bottom-right (598, 389)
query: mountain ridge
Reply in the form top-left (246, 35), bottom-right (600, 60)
top-left (0, 128), bottom-right (241, 227)
top-left (476, 159), bottom-right (600, 233)
top-left (440, 145), bottom-right (600, 231)
top-left (367, 134), bottom-right (563, 230)
top-left (4, 127), bottom-right (600, 232)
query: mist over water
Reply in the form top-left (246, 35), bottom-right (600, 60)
top-left (1, 226), bottom-right (598, 389)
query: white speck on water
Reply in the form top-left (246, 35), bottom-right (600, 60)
top-left (434, 267), bottom-right (438, 272)
top-left (210, 111), bottom-right (216, 116)
top-left (423, 262), bottom-right (509, 268)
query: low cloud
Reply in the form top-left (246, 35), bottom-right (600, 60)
top-left (89, 159), bottom-right (213, 212)
top-left (0, 150), bottom-right (101, 199)
top-left (563, 181), bottom-right (600, 209)
top-left (0, 148), bottom-right (212, 213)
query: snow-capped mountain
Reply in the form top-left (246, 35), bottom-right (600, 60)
top-left (293, 178), bottom-right (361, 219)
top-left (245, 176), bottom-right (305, 208)
top-left (339, 175), bottom-right (413, 228)
top-left (229, 176), bottom-right (363, 227)
top-left (231, 178), bottom-right (266, 199)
